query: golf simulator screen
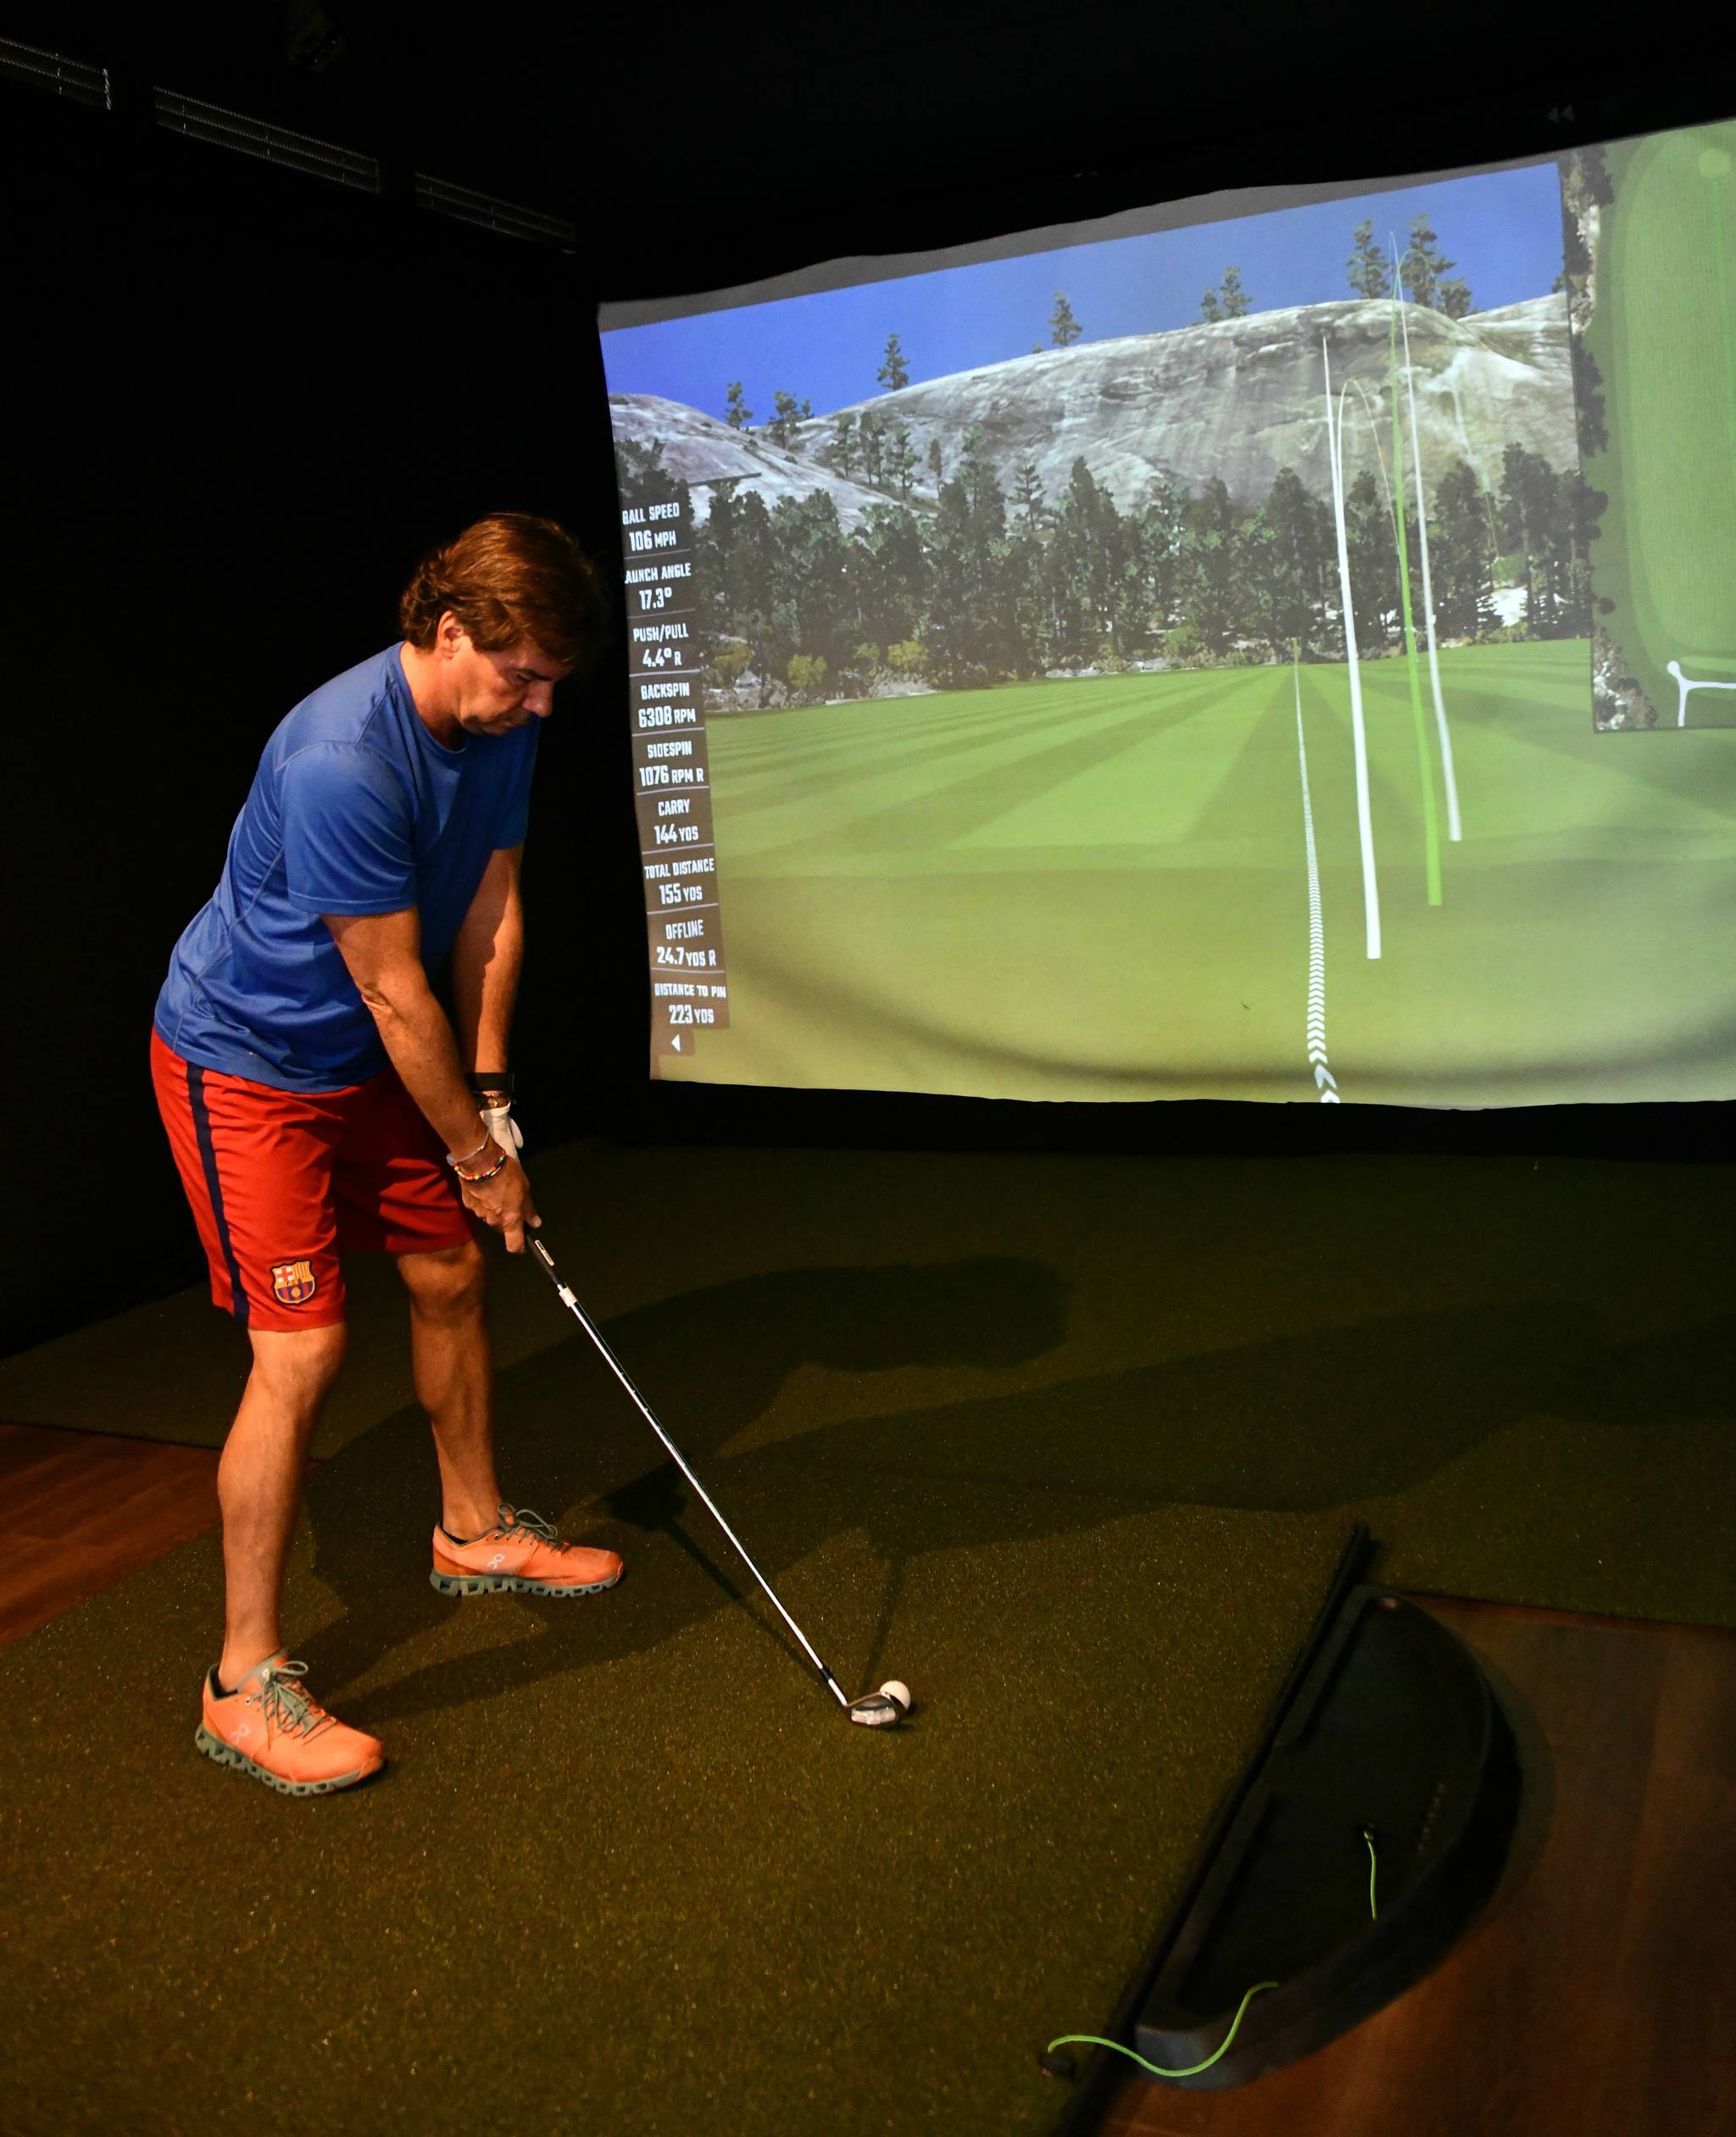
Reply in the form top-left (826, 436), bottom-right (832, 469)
top-left (600, 118), bottom-right (1736, 1107)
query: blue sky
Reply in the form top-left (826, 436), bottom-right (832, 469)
top-left (600, 162), bottom-right (1564, 423)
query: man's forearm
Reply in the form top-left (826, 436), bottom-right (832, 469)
top-left (452, 894), bottom-right (523, 1077)
top-left (367, 980), bottom-right (490, 1158)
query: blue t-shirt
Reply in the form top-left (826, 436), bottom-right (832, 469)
top-left (155, 645), bottom-right (538, 1091)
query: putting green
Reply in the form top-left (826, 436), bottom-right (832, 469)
top-left (0, 1347), bottom-right (1352, 2136)
top-left (1587, 119), bottom-right (1736, 720)
top-left (668, 648), bottom-right (1736, 1103)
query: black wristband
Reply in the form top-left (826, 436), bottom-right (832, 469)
top-left (466, 1071), bottom-right (515, 1099)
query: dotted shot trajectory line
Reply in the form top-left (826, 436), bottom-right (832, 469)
top-left (1294, 665), bottom-right (1341, 1104)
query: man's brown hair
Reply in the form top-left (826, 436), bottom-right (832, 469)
top-left (399, 513), bottom-right (604, 668)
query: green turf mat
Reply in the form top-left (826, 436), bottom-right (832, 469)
top-left (0, 1343), bottom-right (1352, 2136)
top-left (4, 1138), bottom-right (1731, 1627)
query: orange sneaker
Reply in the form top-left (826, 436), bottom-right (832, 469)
top-left (195, 1654), bottom-right (385, 1796)
top-left (430, 1504), bottom-right (624, 1599)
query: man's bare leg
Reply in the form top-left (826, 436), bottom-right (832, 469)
top-left (217, 1323), bottom-right (348, 1689)
top-left (399, 1239), bottom-right (503, 1538)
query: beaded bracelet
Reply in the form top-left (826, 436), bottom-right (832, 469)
top-left (444, 1131), bottom-right (492, 1173)
top-left (456, 1144), bottom-right (510, 1186)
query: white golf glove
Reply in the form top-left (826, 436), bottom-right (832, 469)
top-left (469, 1077), bottom-right (523, 1160)
top-left (482, 1099), bottom-right (523, 1158)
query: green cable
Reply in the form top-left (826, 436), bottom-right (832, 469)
top-left (1047, 1980), bottom-right (1281, 2080)
top-left (1046, 1833), bottom-right (1383, 2080)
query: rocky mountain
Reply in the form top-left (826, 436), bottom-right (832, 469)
top-left (609, 293), bottom-right (1574, 528)
top-left (608, 392), bottom-right (893, 528)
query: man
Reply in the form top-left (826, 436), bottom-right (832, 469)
top-left (152, 511), bottom-right (620, 1797)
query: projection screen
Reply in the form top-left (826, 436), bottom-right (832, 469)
top-left (599, 118), bottom-right (1736, 1106)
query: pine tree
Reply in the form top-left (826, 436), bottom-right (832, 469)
top-left (918, 429), bottom-right (1015, 682)
top-left (1559, 469), bottom-right (1599, 636)
top-left (1044, 459), bottom-right (1102, 665)
top-left (1347, 220), bottom-right (1390, 299)
top-left (615, 439), bottom-right (692, 538)
top-left (999, 521), bottom-right (1049, 677)
top-left (771, 389), bottom-right (801, 448)
top-left (1219, 266), bottom-right (1251, 318)
top-left (877, 332), bottom-right (910, 392)
top-left (1248, 465), bottom-right (1331, 654)
top-left (926, 437), bottom-right (943, 488)
top-left (925, 478), bottom-right (978, 684)
top-left (1500, 442), bottom-right (1557, 633)
top-left (828, 411), bottom-right (858, 477)
top-left (725, 381), bottom-right (752, 431)
top-left (1345, 472), bottom-right (1399, 650)
top-left (1179, 476), bottom-right (1244, 655)
top-left (1496, 442), bottom-right (1538, 624)
top-left (1057, 459), bottom-right (1133, 659)
top-left (1399, 216), bottom-right (1453, 310)
top-left (1062, 459), bottom-right (1116, 657)
top-left (961, 426), bottom-right (1006, 549)
top-left (1049, 292), bottom-right (1082, 347)
top-left (887, 423), bottom-right (920, 501)
top-left (768, 493), bottom-right (852, 676)
top-left (723, 490), bottom-right (781, 703)
top-left (1430, 462), bottom-right (1497, 639)
top-left (1136, 479), bottom-right (1189, 636)
top-left (1438, 280), bottom-right (1474, 319)
top-left (858, 411), bottom-right (887, 487)
top-left (962, 435), bottom-right (1014, 671)
top-left (693, 478), bottom-right (739, 671)
top-left (1013, 459), bottom-right (1044, 522)
top-left (1200, 287), bottom-right (1223, 324)
top-left (852, 503), bottom-right (930, 655)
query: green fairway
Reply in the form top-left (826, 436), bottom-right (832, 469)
top-left (1588, 119), bottom-right (1736, 724)
top-left (670, 647), bottom-right (1736, 1103)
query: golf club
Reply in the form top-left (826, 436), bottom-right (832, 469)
top-left (526, 1228), bottom-right (909, 1728)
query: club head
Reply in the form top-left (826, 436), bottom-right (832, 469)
top-left (847, 1692), bottom-right (905, 1728)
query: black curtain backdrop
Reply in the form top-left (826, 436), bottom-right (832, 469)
top-left (2, 92), bottom-right (637, 1350)
top-left (3, 47), bottom-right (1729, 1354)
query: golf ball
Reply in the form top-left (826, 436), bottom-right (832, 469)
top-left (880, 1680), bottom-right (911, 1711)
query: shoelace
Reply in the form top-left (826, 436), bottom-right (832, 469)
top-left (492, 1505), bottom-right (570, 1554)
top-left (257, 1660), bottom-right (336, 1740)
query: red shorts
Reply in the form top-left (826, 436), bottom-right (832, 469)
top-left (151, 1028), bottom-right (473, 1333)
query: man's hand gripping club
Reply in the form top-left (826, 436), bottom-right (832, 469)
top-left (452, 1073), bottom-right (537, 1253)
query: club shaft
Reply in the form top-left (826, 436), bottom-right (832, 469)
top-left (528, 1235), bottom-right (849, 1708)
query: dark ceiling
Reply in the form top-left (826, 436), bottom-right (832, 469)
top-left (9, 1), bottom-right (1725, 295)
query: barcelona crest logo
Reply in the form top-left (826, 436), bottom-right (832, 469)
top-left (270, 1259), bottom-right (318, 1307)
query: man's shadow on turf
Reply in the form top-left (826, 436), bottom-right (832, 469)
top-left (294, 1264), bottom-right (1735, 1727)
top-left (296, 1255), bottom-right (1066, 1716)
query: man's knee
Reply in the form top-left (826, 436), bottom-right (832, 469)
top-left (245, 1322), bottom-right (348, 1416)
top-left (399, 1238), bottom-right (487, 1320)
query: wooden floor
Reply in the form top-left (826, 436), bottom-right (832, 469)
top-left (3, 1423), bottom-right (1733, 2137)
top-left (0, 1420), bottom-right (223, 1647)
top-left (1102, 1598), bottom-right (1736, 2137)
